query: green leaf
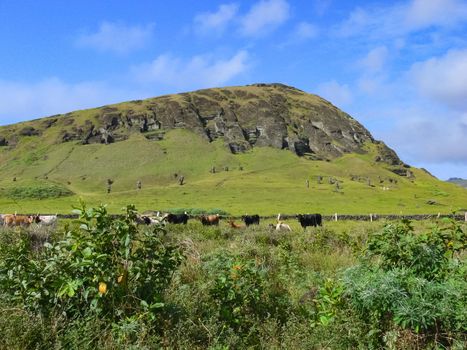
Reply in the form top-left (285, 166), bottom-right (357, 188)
top-left (82, 247), bottom-right (93, 258)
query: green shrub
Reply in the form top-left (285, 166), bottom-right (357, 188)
top-left (201, 251), bottom-right (292, 344)
top-left (0, 203), bottom-right (183, 321)
top-left (4, 183), bottom-right (73, 200)
top-left (341, 219), bottom-right (467, 347)
top-left (206, 253), bottom-right (266, 330)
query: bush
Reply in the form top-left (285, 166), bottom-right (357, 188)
top-left (341, 219), bottom-right (467, 347)
top-left (4, 183), bottom-right (74, 200)
top-left (0, 203), bottom-right (183, 322)
top-left (200, 251), bottom-right (292, 345)
top-left (365, 219), bottom-right (465, 280)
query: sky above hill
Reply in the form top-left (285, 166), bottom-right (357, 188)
top-left (0, 0), bottom-right (466, 179)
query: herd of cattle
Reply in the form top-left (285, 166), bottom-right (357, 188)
top-left (0, 212), bottom-right (323, 231)
top-left (134, 212), bottom-right (323, 231)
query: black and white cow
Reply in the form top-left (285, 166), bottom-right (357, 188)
top-left (163, 212), bottom-right (190, 225)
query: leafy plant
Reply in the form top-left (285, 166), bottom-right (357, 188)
top-left (206, 253), bottom-right (266, 330)
top-left (365, 219), bottom-right (466, 280)
top-left (0, 202), bottom-right (183, 322)
top-left (341, 219), bottom-right (467, 346)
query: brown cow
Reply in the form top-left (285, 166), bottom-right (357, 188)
top-left (200, 214), bottom-right (220, 226)
top-left (228, 220), bottom-right (244, 229)
top-left (3, 214), bottom-right (40, 227)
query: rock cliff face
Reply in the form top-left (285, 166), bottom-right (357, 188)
top-left (0, 83), bottom-right (405, 168)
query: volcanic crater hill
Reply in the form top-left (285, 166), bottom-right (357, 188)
top-left (3, 83), bottom-right (466, 215)
top-left (0, 83), bottom-right (406, 173)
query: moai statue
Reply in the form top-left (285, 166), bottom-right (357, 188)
top-left (107, 178), bottom-right (114, 193)
top-left (136, 180), bottom-right (142, 190)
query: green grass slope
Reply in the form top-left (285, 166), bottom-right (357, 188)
top-left (0, 128), bottom-right (466, 215)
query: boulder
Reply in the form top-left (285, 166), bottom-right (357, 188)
top-left (19, 126), bottom-right (40, 136)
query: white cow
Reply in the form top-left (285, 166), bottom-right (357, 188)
top-left (275, 221), bottom-right (292, 232)
top-left (38, 215), bottom-right (58, 227)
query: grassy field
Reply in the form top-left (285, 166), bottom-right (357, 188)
top-left (1, 129), bottom-right (466, 215)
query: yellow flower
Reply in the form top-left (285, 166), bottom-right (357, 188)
top-left (232, 264), bottom-right (242, 271)
top-left (117, 275), bottom-right (124, 284)
top-left (98, 282), bottom-right (107, 295)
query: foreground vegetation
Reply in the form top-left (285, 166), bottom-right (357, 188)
top-left (0, 204), bottom-right (465, 349)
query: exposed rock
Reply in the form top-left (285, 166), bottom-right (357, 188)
top-left (374, 141), bottom-right (404, 166)
top-left (41, 118), bottom-right (58, 129)
top-left (11, 83), bottom-right (406, 167)
top-left (19, 126), bottom-right (40, 136)
top-left (63, 116), bottom-right (74, 126)
top-left (228, 142), bottom-right (250, 154)
top-left (292, 138), bottom-right (312, 156)
top-left (99, 128), bottom-right (114, 144)
top-left (390, 167), bottom-right (414, 178)
top-left (60, 132), bottom-right (79, 143)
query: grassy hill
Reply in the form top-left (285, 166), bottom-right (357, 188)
top-left (0, 85), bottom-right (466, 215)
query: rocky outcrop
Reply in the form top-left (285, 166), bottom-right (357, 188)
top-left (5, 83), bottom-right (406, 171)
top-left (19, 126), bottom-right (40, 136)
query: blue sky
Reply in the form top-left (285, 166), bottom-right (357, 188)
top-left (1, 0), bottom-right (466, 179)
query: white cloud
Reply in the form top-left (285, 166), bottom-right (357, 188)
top-left (359, 46), bottom-right (388, 73)
top-left (410, 48), bottom-right (467, 109)
top-left (388, 117), bottom-right (467, 164)
top-left (76, 21), bottom-right (155, 54)
top-left (336, 0), bottom-right (467, 39)
top-left (355, 46), bottom-right (390, 95)
top-left (131, 50), bottom-right (250, 90)
top-left (239, 0), bottom-right (290, 37)
top-left (369, 102), bottom-right (467, 172)
top-left (294, 22), bottom-right (318, 41)
top-left (0, 78), bottom-right (139, 126)
top-left (357, 77), bottom-right (384, 95)
top-left (316, 80), bottom-right (352, 106)
top-left (404, 0), bottom-right (467, 30)
top-left (194, 3), bottom-right (239, 35)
